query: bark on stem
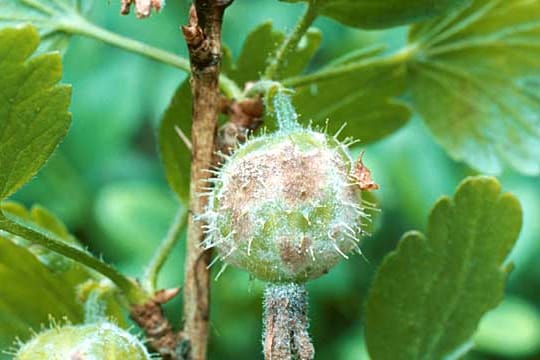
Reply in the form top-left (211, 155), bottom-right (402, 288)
top-left (131, 289), bottom-right (181, 360)
top-left (182, 1), bottom-right (231, 359)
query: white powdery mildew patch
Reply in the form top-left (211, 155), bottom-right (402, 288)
top-left (202, 128), bottom-right (370, 282)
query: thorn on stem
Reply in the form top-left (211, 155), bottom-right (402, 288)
top-left (181, 5), bottom-right (205, 47)
top-left (154, 288), bottom-right (181, 304)
top-left (175, 125), bottom-right (193, 151)
top-left (182, 4), bottom-right (215, 68)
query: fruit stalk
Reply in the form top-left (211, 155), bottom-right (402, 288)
top-left (263, 283), bottom-right (314, 360)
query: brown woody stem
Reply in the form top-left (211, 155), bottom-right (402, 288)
top-left (130, 289), bottom-right (181, 360)
top-left (181, 1), bottom-right (232, 359)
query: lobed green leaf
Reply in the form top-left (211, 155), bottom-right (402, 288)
top-left (0, 26), bottom-right (71, 200)
top-left (280, 0), bottom-right (470, 29)
top-left (408, 0), bottom-right (540, 174)
top-left (365, 176), bottom-right (522, 359)
top-left (291, 61), bottom-right (412, 144)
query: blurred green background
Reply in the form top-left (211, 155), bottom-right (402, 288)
top-left (11, 0), bottom-right (540, 359)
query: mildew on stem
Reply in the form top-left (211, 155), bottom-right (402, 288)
top-left (264, 1), bottom-right (318, 80)
top-left (263, 283), bottom-right (314, 360)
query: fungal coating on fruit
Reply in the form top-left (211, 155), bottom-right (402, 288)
top-left (203, 127), bottom-right (368, 282)
top-left (15, 321), bottom-right (151, 360)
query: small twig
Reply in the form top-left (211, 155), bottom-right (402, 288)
top-left (353, 150), bottom-right (380, 191)
top-left (143, 208), bottom-right (188, 293)
top-left (264, 1), bottom-right (319, 80)
top-left (131, 288), bottom-right (181, 360)
top-left (181, 1), bottom-right (232, 359)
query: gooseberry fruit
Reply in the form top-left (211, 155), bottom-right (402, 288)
top-left (15, 321), bottom-right (151, 360)
top-left (203, 126), bottom-right (367, 282)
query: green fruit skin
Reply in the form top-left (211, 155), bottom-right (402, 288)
top-left (15, 322), bottom-right (151, 360)
top-left (205, 128), bottom-right (365, 283)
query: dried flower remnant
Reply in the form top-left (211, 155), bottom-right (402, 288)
top-left (353, 150), bottom-right (379, 191)
top-left (120, 0), bottom-right (163, 18)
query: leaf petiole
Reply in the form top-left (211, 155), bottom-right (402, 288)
top-left (263, 0), bottom-right (319, 80)
top-left (142, 207), bottom-right (188, 293)
top-left (55, 14), bottom-right (242, 98)
top-left (0, 213), bottom-right (148, 305)
top-left (281, 44), bottom-right (419, 88)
